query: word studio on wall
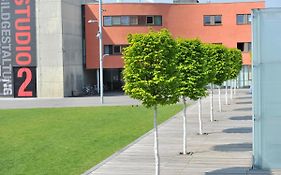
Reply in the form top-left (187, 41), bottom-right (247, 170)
top-left (0, 0), bottom-right (37, 98)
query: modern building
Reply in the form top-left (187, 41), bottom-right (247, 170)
top-left (84, 1), bottom-right (264, 92)
top-left (0, 0), bottom-right (264, 98)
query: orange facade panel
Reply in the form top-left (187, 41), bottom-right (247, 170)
top-left (85, 2), bottom-right (264, 69)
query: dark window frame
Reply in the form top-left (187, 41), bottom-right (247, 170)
top-left (146, 16), bottom-right (154, 25)
top-left (237, 42), bottom-right (251, 53)
top-left (103, 15), bottom-right (162, 27)
top-left (203, 15), bottom-right (222, 26)
top-left (104, 44), bottom-right (129, 55)
top-left (236, 14), bottom-right (251, 25)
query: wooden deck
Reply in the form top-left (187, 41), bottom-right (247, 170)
top-left (83, 89), bottom-right (280, 175)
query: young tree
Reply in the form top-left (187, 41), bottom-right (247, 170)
top-left (175, 38), bottom-right (209, 154)
top-left (202, 44), bottom-right (219, 122)
top-left (123, 29), bottom-right (179, 175)
top-left (227, 48), bottom-right (243, 100)
top-left (211, 45), bottom-right (231, 112)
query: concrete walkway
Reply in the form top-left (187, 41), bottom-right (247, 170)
top-left (83, 89), bottom-right (279, 175)
top-left (0, 95), bottom-right (140, 109)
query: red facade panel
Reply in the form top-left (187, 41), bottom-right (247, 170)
top-left (85, 2), bottom-right (264, 69)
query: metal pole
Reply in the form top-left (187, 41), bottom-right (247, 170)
top-left (97, 69), bottom-right (100, 93)
top-left (99, 0), bottom-right (104, 104)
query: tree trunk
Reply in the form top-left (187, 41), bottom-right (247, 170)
top-left (210, 84), bottom-right (214, 122)
top-left (234, 78), bottom-right (237, 95)
top-left (154, 105), bottom-right (160, 175)
top-left (230, 79), bottom-right (233, 100)
top-left (198, 98), bottom-right (203, 135)
top-left (182, 97), bottom-right (187, 154)
top-left (218, 86), bottom-right (222, 112)
top-left (225, 81), bottom-right (228, 105)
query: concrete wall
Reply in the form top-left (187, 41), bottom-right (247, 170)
top-left (36, 0), bottom-right (85, 97)
top-left (36, 0), bottom-right (64, 98)
top-left (61, 0), bottom-right (85, 96)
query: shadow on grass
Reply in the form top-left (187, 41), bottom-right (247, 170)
top-left (229, 115), bottom-right (252, 121)
top-left (205, 167), bottom-right (272, 175)
top-left (212, 143), bottom-right (252, 152)
top-left (223, 127), bottom-right (252, 134)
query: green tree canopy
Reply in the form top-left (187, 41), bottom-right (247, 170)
top-left (209, 44), bottom-right (231, 86)
top-left (175, 38), bottom-right (209, 100)
top-left (122, 29), bottom-right (179, 107)
top-left (228, 48), bottom-right (243, 80)
top-left (203, 43), bottom-right (219, 84)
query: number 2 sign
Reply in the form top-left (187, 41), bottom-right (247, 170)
top-left (14, 67), bottom-right (36, 98)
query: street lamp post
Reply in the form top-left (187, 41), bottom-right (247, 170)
top-left (88, 0), bottom-right (104, 104)
top-left (98, 0), bottom-right (104, 104)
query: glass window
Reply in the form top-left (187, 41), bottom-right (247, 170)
top-left (154, 16), bottom-right (162, 25)
top-left (104, 45), bottom-right (113, 54)
top-left (138, 16), bottom-right (146, 25)
top-left (214, 15), bottom-right (221, 25)
top-left (113, 45), bottom-right (121, 54)
top-left (237, 42), bottom-right (245, 51)
top-left (103, 15), bottom-right (162, 26)
top-left (121, 16), bottom-right (129, 25)
top-left (146, 16), bottom-right (154, 24)
top-left (247, 42), bottom-right (252, 52)
top-left (237, 14), bottom-right (244, 24)
top-left (237, 42), bottom-right (251, 52)
top-left (204, 16), bottom-right (211, 25)
top-left (112, 16), bottom-right (121, 25)
top-left (247, 14), bottom-right (252, 24)
top-left (130, 16), bottom-right (138, 25)
top-left (204, 15), bottom-right (222, 26)
top-left (104, 16), bottom-right (112, 26)
top-left (237, 14), bottom-right (251, 25)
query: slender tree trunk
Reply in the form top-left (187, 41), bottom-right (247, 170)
top-left (225, 81), bottom-right (228, 105)
top-left (218, 86), bottom-right (222, 112)
top-left (230, 79), bottom-right (233, 100)
top-left (153, 105), bottom-right (160, 175)
top-left (182, 97), bottom-right (187, 154)
top-left (198, 98), bottom-right (203, 135)
top-left (234, 78), bottom-right (237, 95)
top-left (210, 84), bottom-right (214, 122)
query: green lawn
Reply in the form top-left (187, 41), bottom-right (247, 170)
top-left (0, 104), bottom-right (182, 175)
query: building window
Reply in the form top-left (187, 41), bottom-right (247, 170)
top-left (112, 16), bottom-right (121, 25)
top-left (121, 16), bottom-right (130, 25)
top-left (154, 16), bottom-right (162, 25)
top-left (237, 14), bottom-right (251, 25)
top-left (146, 16), bottom-right (154, 25)
top-left (113, 45), bottom-right (121, 54)
top-left (104, 45), bottom-right (128, 55)
top-left (138, 16), bottom-right (146, 25)
top-left (204, 15), bottom-right (222, 26)
top-left (103, 15), bottom-right (162, 26)
top-left (104, 45), bottom-right (113, 54)
top-left (237, 42), bottom-right (251, 52)
top-left (130, 16), bottom-right (138, 25)
top-left (104, 16), bottom-right (112, 26)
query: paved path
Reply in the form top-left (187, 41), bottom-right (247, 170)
top-left (0, 95), bottom-right (140, 109)
top-left (83, 89), bottom-right (280, 175)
